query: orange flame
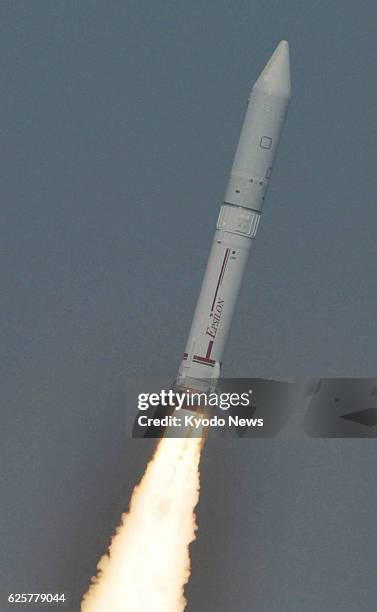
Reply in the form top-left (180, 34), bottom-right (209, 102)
top-left (81, 437), bottom-right (203, 611)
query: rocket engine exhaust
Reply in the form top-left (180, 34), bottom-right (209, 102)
top-left (81, 437), bottom-right (203, 612)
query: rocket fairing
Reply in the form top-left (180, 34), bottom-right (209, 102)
top-left (176, 40), bottom-right (291, 392)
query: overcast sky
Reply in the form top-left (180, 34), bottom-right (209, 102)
top-left (1, 2), bottom-right (376, 610)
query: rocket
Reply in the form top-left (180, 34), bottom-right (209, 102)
top-left (134, 41), bottom-right (291, 437)
top-left (176, 40), bottom-right (291, 393)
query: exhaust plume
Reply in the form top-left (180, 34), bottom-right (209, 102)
top-left (81, 436), bottom-right (203, 612)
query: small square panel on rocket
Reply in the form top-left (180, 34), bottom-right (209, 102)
top-left (260, 136), bottom-right (272, 149)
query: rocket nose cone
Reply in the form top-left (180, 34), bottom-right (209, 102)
top-left (253, 40), bottom-right (291, 98)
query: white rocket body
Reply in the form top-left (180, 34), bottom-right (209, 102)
top-left (177, 41), bottom-right (291, 392)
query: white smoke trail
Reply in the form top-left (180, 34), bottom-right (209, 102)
top-left (81, 436), bottom-right (203, 612)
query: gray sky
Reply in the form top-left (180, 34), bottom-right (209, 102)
top-left (1, 2), bottom-right (376, 610)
